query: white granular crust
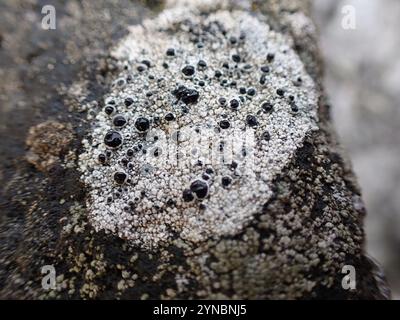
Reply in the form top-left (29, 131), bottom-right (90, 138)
top-left (79, 6), bottom-right (319, 249)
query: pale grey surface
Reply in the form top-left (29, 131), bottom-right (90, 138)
top-left (312, 0), bottom-right (400, 299)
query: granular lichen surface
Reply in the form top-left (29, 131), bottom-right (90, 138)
top-left (79, 5), bottom-right (319, 249)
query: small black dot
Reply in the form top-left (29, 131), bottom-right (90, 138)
top-left (247, 88), bottom-right (256, 96)
top-left (128, 200), bottom-right (135, 207)
top-left (232, 54), bottom-right (241, 63)
top-left (183, 189), bottom-right (194, 202)
top-left (260, 65), bottom-right (270, 73)
top-left (243, 64), bottom-right (252, 70)
top-left (197, 60), bottom-right (207, 69)
top-left (190, 180), bottom-right (209, 199)
top-left (141, 60), bottom-right (151, 68)
top-left (162, 62), bottom-right (169, 69)
top-left (294, 77), bottom-right (303, 86)
top-left (221, 176), bottom-right (232, 187)
top-left (219, 120), bottom-right (230, 129)
top-left (291, 103), bottom-right (299, 113)
top-left (98, 153), bottom-right (106, 163)
top-left (135, 117), bottom-right (150, 132)
top-left (113, 171), bottom-right (127, 185)
top-left (165, 113), bottom-right (175, 121)
top-left (205, 168), bottom-right (214, 175)
top-left (198, 80), bottom-right (205, 87)
top-left (262, 131), bottom-right (271, 141)
top-left (127, 149), bottom-right (134, 157)
top-left (104, 131), bottom-right (123, 148)
top-left (182, 65), bottom-right (195, 76)
top-left (113, 115), bottom-right (127, 127)
top-left (239, 87), bottom-right (247, 94)
top-left (166, 48), bottom-right (175, 56)
top-left (229, 36), bottom-right (237, 44)
top-left (137, 64), bottom-right (146, 72)
top-left (181, 106), bottom-right (189, 114)
top-left (276, 88), bottom-right (285, 97)
top-left (246, 115), bottom-right (258, 127)
top-left (104, 106), bottom-right (115, 115)
top-left (230, 99), bottom-right (240, 110)
top-left (124, 97), bottom-right (133, 107)
top-left (267, 53), bottom-right (275, 62)
top-left (152, 147), bottom-right (161, 157)
top-left (218, 97), bottom-right (227, 106)
top-left (214, 70), bottom-right (222, 78)
top-left (172, 85), bottom-right (199, 104)
top-left (261, 101), bottom-right (274, 113)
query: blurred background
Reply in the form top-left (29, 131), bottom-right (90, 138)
top-left (312, 0), bottom-right (400, 298)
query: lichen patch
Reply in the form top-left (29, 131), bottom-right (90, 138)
top-left (79, 6), bottom-right (319, 249)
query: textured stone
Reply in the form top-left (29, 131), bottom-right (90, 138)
top-left (26, 121), bottom-right (73, 172)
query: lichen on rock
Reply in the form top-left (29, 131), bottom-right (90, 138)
top-left (0, 0), bottom-right (391, 300)
top-left (26, 120), bottom-right (74, 172)
top-left (79, 2), bottom-right (319, 249)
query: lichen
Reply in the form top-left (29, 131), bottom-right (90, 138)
top-left (79, 3), bottom-right (319, 250)
top-left (26, 120), bottom-right (74, 172)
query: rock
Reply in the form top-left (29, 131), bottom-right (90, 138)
top-left (0, 0), bottom-right (390, 299)
top-left (26, 121), bottom-right (73, 172)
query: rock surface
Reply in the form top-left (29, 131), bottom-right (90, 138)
top-left (0, 0), bottom-right (390, 299)
top-left (313, 0), bottom-right (400, 298)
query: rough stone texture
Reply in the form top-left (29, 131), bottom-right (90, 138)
top-left (313, 0), bottom-right (400, 299)
top-left (0, 0), bottom-right (391, 299)
top-left (26, 120), bottom-right (74, 172)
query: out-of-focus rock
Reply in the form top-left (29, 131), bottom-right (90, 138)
top-left (313, 0), bottom-right (400, 298)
